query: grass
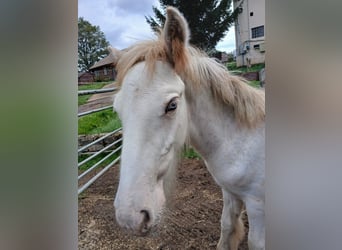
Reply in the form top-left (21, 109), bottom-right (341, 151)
top-left (78, 82), bottom-right (110, 106)
top-left (243, 63), bottom-right (265, 73)
top-left (248, 80), bottom-right (261, 88)
top-left (78, 95), bottom-right (91, 106)
top-left (78, 81), bottom-right (121, 135)
top-left (78, 151), bottom-right (121, 171)
top-left (78, 109), bottom-right (121, 135)
top-left (183, 147), bottom-right (201, 159)
top-left (227, 61), bottom-right (238, 71)
top-left (78, 82), bottom-right (111, 91)
top-left (226, 62), bottom-right (263, 88)
top-left (227, 62), bottom-right (265, 74)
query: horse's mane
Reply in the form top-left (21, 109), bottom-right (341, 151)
top-left (185, 47), bottom-right (265, 128)
top-left (115, 38), bottom-right (265, 128)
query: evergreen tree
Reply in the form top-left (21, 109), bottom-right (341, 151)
top-left (78, 17), bottom-right (110, 72)
top-left (145, 0), bottom-right (238, 52)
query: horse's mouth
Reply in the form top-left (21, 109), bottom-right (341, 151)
top-left (139, 223), bottom-right (151, 236)
top-left (131, 223), bottom-right (157, 236)
top-left (136, 216), bottom-right (162, 236)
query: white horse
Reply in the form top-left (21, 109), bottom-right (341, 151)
top-left (112, 7), bottom-right (265, 250)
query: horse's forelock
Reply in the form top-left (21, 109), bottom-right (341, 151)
top-left (116, 39), bottom-right (167, 86)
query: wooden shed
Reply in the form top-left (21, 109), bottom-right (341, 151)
top-left (89, 53), bottom-right (117, 82)
top-left (78, 72), bottom-right (94, 85)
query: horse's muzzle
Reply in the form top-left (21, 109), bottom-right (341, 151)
top-left (115, 207), bottom-right (153, 235)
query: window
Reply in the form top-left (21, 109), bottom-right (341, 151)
top-left (250, 12), bottom-right (254, 16)
top-left (251, 25), bottom-right (264, 39)
top-left (103, 67), bottom-right (108, 75)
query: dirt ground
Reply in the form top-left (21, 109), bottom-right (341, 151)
top-left (78, 158), bottom-right (249, 249)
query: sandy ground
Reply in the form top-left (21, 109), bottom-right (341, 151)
top-left (78, 158), bottom-right (249, 249)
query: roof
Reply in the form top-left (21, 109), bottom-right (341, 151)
top-left (78, 72), bottom-right (92, 78)
top-left (89, 53), bottom-right (116, 70)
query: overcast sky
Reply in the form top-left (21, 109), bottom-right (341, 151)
top-left (78, 0), bottom-right (236, 53)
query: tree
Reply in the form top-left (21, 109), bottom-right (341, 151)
top-left (145, 0), bottom-right (238, 52)
top-left (78, 17), bottom-right (110, 72)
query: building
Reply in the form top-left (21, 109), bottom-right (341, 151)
top-left (78, 72), bottom-right (94, 85)
top-left (89, 53), bottom-right (117, 82)
top-left (212, 51), bottom-right (231, 63)
top-left (234, 0), bottom-right (265, 67)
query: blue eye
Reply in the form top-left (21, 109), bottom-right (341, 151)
top-left (165, 98), bottom-right (178, 113)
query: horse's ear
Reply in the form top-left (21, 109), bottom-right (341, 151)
top-left (163, 7), bottom-right (189, 73)
top-left (108, 46), bottom-right (124, 66)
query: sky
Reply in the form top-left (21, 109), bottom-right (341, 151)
top-left (78, 0), bottom-right (236, 53)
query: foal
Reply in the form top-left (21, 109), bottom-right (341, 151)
top-left (113, 7), bottom-right (265, 250)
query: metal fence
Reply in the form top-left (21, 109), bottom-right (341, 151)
top-left (78, 87), bottom-right (121, 195)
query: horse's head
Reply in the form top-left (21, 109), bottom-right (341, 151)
top-left (113, 7), bottom-right (190, 234)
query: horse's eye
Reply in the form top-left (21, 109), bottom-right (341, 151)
top-left (165, 98), bottom-right (178, 113)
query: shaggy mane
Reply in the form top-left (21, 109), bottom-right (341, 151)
top-left (115, 38), bottom-right (265, 128)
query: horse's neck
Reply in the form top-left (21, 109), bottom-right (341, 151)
top-left (186, 87), bottom-right (240, 160)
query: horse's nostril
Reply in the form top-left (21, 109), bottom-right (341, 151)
top-left (140, 209), bottom-right (150, 224)
top-left (140, 209), bottom-right (151, 234)
top-left (140, 210), bottom-right (151, 235)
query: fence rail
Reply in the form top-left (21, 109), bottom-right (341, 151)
top-left (78, 156), bottom-right (121, 195)
top-left (78, 128), bottom-right (121, 153)
top-left (78, 105), bottom-right (113, 117)
top-left (78, 137), bottom-right (122, 168)
top-left (78, 87), bottom-right (117, 96)
top-left (78, 87), bottom-right (121, 195)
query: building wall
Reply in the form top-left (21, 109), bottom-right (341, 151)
top-left (78, 72), bottom-right (94, 85)
top-left (92, 66), bottom-right (116, 82)
top-left (234, 0), bottom-right (265, 67)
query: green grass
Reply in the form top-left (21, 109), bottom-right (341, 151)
top-left (78, 81), bottom-right (121, 135)
top-left (226, 62), bottom-right (263, 88)
top-left (78, 82), bottom-right (110, 91)
top-left (245, 63), bottom-right (265, 72)
top-left (227, 61), bottom-right (238, 71)
top-left (78, 151), bottom-right (121, 171)
top-left (78, 109), bottom-right (121, 135)
top-left (78, 95), bottom-right (92, 106)
top-left (182, 147), bottom-right (201, 159)
top-left (78, 82), bottom-right (110, 106)
top-left (227, 62), bottom-right (265, 74)
top-left (248, 80), bottom-right (261, 88)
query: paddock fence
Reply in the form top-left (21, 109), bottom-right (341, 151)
top-left (78, 87), bottom-right (121, 195)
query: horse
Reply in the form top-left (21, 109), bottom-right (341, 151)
top-left (112, 7), bottom-right (265, 250)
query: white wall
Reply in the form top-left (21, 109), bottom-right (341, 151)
top-left (234, 0), bottom-right (265, 67)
